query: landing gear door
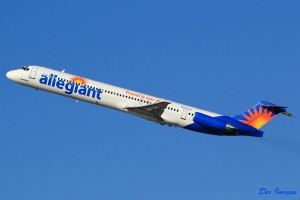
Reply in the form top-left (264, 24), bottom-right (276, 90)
top-left (181, 109), bottom-right (188, 120)
top-left (29, 67), bottom-right (38, 79)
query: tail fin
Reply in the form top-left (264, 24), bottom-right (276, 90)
top-left (233, 101), bottom-right (293, 129)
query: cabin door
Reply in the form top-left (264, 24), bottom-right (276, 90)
top-left (29, 67), bottom-right (38, 79)
top-left (181, 109), bottom-right (188, 120)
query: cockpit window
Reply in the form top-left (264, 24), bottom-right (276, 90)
top-left (21, 66), bottom-right (30, 71)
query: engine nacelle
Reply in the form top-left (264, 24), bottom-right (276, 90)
top-left (193, 112), bottom-right (235, 132)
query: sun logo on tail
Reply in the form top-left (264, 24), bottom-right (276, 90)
top-left (70, 76), bottom-right (87, 85)
top-left (239, 106), bottom-right (277, 129)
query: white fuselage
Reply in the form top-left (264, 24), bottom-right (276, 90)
top-left (6, 66), bottom-right (221, 131)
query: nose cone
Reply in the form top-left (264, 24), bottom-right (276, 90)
top-left (6, 71), bottom-right (13, 80)
top-left (6, 70), bottom-right (18, 81)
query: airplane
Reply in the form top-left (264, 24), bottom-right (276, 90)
top-left (6, 65), bottom-right (293, 137)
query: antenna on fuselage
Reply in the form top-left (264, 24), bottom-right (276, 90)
top-left (62, 69), bottom-right (65, 73)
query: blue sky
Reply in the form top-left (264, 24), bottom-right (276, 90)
top-left (1, 0), bottom-right (299, 199)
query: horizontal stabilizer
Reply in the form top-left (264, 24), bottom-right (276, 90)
top-left (282, 111), bottom-right (294, 117)
top-left (261, 105), bottom-right (294, 117)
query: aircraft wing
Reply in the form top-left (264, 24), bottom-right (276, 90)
top-left (125, 102), bottom-right (170, 121)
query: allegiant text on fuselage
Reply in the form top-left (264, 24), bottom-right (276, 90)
top-left (39, 74), bottom-right (102, 100)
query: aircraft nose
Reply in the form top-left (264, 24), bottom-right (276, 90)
top-left (6, 70), bottom-right (17, 81)
top-left (6, 71), bottom-right (13, 79)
